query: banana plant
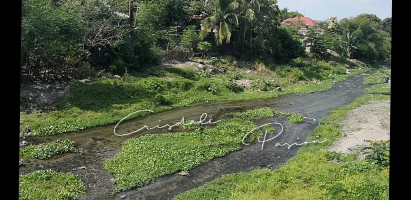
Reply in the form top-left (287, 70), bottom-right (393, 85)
top-left (342, 30), bottom-right (358, 58)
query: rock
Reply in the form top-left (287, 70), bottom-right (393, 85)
top-left (20, 140), bottom-right (28, 147)
top-left (79, 78), bottom-right (91, 83)
top-left (276, 87), bottom-right (282, 92)
top-left (381, 76), bottom-right (390, 83)
top-left (326, 49), bottom-right (340, 57)
top-left (178, 171), bottom-right (189, 176)
top-left (25, 126), bottom-right (32, 134)
top-left (233, 80), bottom-right (252, 89)
top-left (233, 61), bottom-right (238, 67)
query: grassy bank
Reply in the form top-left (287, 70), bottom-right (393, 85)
top-left (20, 58), bottom-right (369, 137)
top-left (363, 68), bottom-right (391, 95)
top-left (174, 94), bottom-right (390, 200)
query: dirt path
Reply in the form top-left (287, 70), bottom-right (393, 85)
top-left (328, 99), bottom-right (390, 158)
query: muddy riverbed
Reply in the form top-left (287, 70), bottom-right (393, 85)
top-left (19, 71), bottom-right (374, 199)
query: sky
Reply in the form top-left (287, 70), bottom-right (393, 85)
top-left (277, 0), bottom-right (392, 21)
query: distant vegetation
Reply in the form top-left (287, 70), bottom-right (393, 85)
top-left (21, 0), bottom-right (390, 84)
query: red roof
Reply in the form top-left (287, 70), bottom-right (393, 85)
top-left (281, 16), bottom-right (319, 27)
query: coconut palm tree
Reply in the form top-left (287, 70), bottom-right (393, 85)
top-left (200, 0), bottom-right (239, 45)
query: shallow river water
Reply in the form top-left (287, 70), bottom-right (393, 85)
top-left (19, 71), bottom-right (374, 199)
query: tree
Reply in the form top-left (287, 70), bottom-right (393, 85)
top-left (324, 14), bottom-right (391, 61)
top-left (21, 0), bottom-right (87, 82)
top-left (200, 0), bottom-right (240, 46)
top-left (279, 8), bottom-right (303, 21)
top-left (380, 17), bottom-right (392, 37)
top-left (306, 28), bottom-right (327, 56)
top-left (181, 25), bottom-right (199, 51)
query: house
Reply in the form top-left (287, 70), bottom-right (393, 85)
top-left (281, 16), bottom-right (321, 52)
top-left (281, 16), bottom-right (319, 27)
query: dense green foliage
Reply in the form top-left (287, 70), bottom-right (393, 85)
top-left (21, 0), bottom-right (390, 84)
top-left (104, 108), bottom-right (274, 193)
top-left (174, 95), bottom-right (390, 200)
top-left (20, 139), bottom-right (75, 159)
top-left (323, 14), bottom-right (391, 61)
top-left (20, 0), bottom-right (316, 84)
top-left (19, 169), bottom-right (85, 200)
top-left (21, 0), bottom-right (87, 82)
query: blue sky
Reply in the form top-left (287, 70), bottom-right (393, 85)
top-left (277, 0), bottom-right (392, 21)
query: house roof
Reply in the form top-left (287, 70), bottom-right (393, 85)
top-left (281, 16), bottom-right (319, 27)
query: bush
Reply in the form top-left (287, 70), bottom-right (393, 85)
top-left (225, 82), bottom-right (244, 93)
top-left (195, 79), bottom-right (223, 95)
top-left (229, 71), bottom-right (242, 80)
top-left (363, 140), bottom-right (390, 167)
top-left (252, 80), bottom-right (278, 91)
top-left (197, 41), bottom-right (212, 57)
top-left (154, 94), bottom-right (173, 106)
top-left (165, 68), bottom-right (199, 80)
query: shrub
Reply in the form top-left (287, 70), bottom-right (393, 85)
top-left (252, 80), bottom-right (278, 91)
top-left (195, 79), bottom-right (223, 95)
top-left (154, 94), bottom-right (173, 106)
top-left (225, 82), bottom-right (244, 93)
top-left (197, 41), bottom-right (212, 57)
top-left (229, 71), bottom-right (243, 80)
top-left (363, 140), bottom-right (390, 167)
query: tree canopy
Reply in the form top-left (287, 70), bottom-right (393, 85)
top-left (21, 0), bottom-right (391, 83)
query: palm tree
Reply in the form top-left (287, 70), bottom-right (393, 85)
top-left (200, 0), bottom-right (239, 46)
top-left (239, 0), bottom-right (258, 42)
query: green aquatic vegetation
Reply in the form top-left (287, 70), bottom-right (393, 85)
top-left (274, 111), bottom-right (305, 123)
top-left (104, 108), bottom-right (274, 193)
top-left (20, 139), bottom-right (75, 159)
top-left (19, 169), bottom-right (85, 200)
top-left (174, 95), bottom-right (390, 200)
